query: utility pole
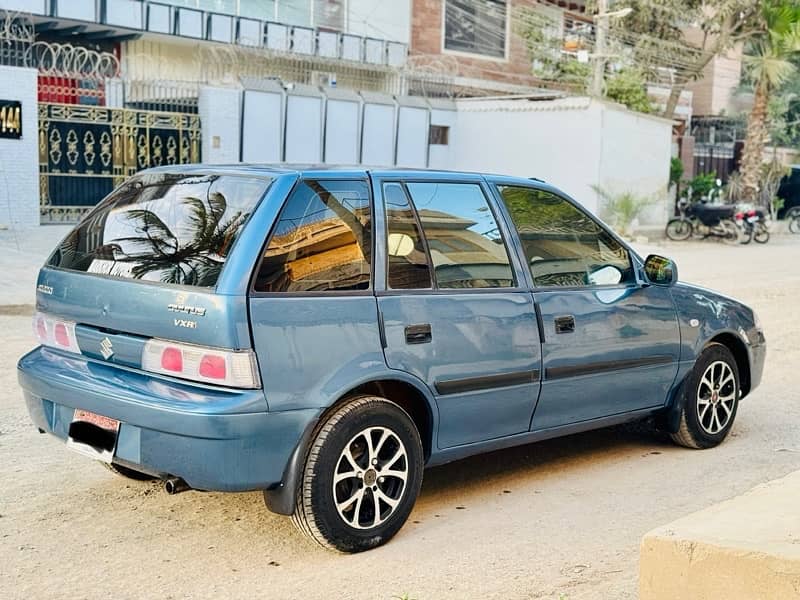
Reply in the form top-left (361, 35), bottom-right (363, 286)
top-left (590, 0), bottom-right (608, 98)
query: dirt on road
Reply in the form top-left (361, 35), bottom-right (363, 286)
top-left (2, 238), bottom-right (799, 600)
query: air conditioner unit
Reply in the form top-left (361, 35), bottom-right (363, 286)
top-left (312, 71), bottom-right (338, 88)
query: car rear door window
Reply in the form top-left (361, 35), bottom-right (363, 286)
top-left (404, 182), bottom-right (514, 289)
top-left (253, 179), bottom-right (372, 293)
top-left (383, 182), bottom-right (433, 290)
top-left (497, 185), bottom-right (633, 288)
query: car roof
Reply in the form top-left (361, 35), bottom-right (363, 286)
top-left (142, 163), bottom-right (548, 188)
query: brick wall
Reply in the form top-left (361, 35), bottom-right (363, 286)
top-left (410, 0), bottom-right (558, 90)
top-left (0, 66), bottom-right (40, 229)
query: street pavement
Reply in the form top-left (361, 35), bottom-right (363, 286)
top-left (1, 231), bottom-right (799, 599)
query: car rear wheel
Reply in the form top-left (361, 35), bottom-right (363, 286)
top-left (103, 462), bottom-right (156, 481)
top-left (670, 343), bottom-right (740, 449)
top-left (292, 395), bottom-right (424, 553)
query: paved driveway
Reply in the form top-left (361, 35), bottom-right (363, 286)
top-left (1, 235), bottom-right (798, 599)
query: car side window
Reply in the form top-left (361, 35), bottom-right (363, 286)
top-left (253, 179), bottom-right (371, 293)
top-left (497, 185), bottom-right (633, 288)
top-left (383, 183), bottom-right (433, 290)
top-left (405, 182), bottom-right (514, 289)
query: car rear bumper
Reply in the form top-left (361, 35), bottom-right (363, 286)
top-left (18, 347), bottom-right (320, 492)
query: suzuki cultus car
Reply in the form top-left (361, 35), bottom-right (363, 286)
top-left (18, 166), bottom-right (766, 552)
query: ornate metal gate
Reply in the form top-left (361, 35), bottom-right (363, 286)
top-left (39, 103), bottom-right (201, 223)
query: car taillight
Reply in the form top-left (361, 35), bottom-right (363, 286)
top-left (32, 312), bottom-right (81, 354)
top-left (142, 339), bottom-right (260, 389)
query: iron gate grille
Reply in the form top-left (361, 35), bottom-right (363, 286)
top-left (39, 103), bottom-right (201, 223)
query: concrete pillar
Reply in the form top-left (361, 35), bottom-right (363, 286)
top-left (0, 66), bottom-right (40, 229)
top-left (198, 86), bottom-right (242, 164)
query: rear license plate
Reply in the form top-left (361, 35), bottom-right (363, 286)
top-left (66, 409), bottom-right (121, 463)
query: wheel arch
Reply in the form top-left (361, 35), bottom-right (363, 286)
top-left (706, 333), bottom-right (751, 399)
top-left (264, 373), bottom-right (437, 516)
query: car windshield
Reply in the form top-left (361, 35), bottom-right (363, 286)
top-left (47, 172), bottom-right (271, 288)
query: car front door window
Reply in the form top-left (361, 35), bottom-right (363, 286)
top-left (496, 185), bottom-right (633, 288)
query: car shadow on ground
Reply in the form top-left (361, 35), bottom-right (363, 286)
top-left (418, 421), bottom-right (672, 499)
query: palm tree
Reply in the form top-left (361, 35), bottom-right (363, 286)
top-left (739, 1), bottom-right (800, 202)
top-left (112, 192), bottom-right (247, 286)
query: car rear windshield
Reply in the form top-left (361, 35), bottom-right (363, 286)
top-left (47, 172), bottom-right (271, 288)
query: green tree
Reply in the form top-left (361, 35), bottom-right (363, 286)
top-left (607, 0), bottom-right (764, 118)
top-left (739, 1), bottom-right (800, 202)
top-left (605, 69), bottom-right (653, 113)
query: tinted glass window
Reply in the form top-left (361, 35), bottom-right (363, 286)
top-left (254, 180), bottom-right (371, 293)
top-left (383, 183), bottom-right (432, 290)
top-left (498, 186), bottom-right (633, 288)
top-left (405, 182), bottom-right (514, 289)
top-left (444, 0), bottom-right (507, 59)
top-left (48, 173), bottom-right (270, 288)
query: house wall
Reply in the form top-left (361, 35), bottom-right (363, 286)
top-left (684, 28), bottom-right (743, 117)
top-left (599, 105), bottom-right (674, 226)
top-left (410, 0), bottom-right (546, 90)
top-left (347, 0), bottom-right (411, 43)
top-left (0, 66), bottom-right (40, 229)
top-left (450, 97), bottom-right (673, 225)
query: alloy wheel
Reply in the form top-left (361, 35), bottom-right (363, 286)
top-left (333, 426), bottom-right (408, 530)
top-left (696, 360), bottom-right (737, 435)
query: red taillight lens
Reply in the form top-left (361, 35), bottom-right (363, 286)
top-left (35, 316), bottom-right (48, 342)
top-left (54, 323), bottom-right (70, 347)
top-left (161, 347), bottom-right (183, 372)
top-left (199, 355), bottom-right (226, 379)
top-left (142, 339), bottom-right (260, 388)
top-left (32, 313), bottom-right (81, 354)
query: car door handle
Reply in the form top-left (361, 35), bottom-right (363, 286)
top-left (405, 324), bottom-right (432, 344)
top-left (554, 315), bottom-right (575, 334)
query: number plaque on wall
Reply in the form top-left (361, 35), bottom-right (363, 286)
top-left (0, 100), bottom-right (22, 139)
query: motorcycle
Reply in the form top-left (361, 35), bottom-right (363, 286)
top-left (787, 206), bottom-right (800, 234)
top-left (665, 197), bottom-right (739, 243)
top-left (734, 207), bottom-right (770, 244)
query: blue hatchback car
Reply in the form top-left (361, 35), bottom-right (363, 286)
top-left (18, 166), bottom-right (766, 552)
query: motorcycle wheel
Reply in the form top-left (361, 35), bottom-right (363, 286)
top-left (665, 218), bottom-right (692, 241)
top-left (721, 220), bottom-right (740, 245)
top-left (754, 223), bottom-right (770, 244)
top-left (738, 224), bottom-right (753, 245)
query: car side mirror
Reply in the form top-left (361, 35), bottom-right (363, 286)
top-left (387, 233), bottom-right (414, 258)
top-left (644, 254), bottom-right (678, 286)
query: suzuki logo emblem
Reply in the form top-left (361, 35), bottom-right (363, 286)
top-left (100, 337), bottom-right (114, 360)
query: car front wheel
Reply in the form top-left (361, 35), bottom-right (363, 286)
top-left (292, 395), bottom-right (424, 553)
top-left (670, 343), bottom-right (740, 449)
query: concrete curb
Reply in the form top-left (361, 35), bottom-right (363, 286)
top-left (640, 470), bottom-right (800, 600)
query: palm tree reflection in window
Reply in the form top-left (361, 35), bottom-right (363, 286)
top-left (112, 191), bottom-right (246, 286)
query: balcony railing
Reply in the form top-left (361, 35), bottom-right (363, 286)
top-left (0, 0), bottom-right (408, 67)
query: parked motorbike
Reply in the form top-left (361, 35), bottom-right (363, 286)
top-left (734, 207), bottom-right (770, 244)
top-left (787, 207), bottom-right (800, 234)
top-left (665, 198), bottom-right (739, 243)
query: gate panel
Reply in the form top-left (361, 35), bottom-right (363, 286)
top-left (241, 89), bottom-right (284, 163)
top-left (39, 103), bottom-right (200, 223)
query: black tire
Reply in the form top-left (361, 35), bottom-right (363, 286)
top-left (738, 224), bottom-right (753, 245)
top-left (789, 216), bottom-right (800, 234)
top-left (104, 462), bottom-right (156, 481)
top-left (292, 395), bottom-right (424, 553)
top-left (670, 343), bottom-right (740, 449)
top-left (720, 219), bottom-right (740, 244)
top-left (753, 223), bottom-right (770, 244)
top-left (665, 218), bottom-right (692, 241)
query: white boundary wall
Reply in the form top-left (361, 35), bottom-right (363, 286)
top-left (0, 66), bottom-right (39, 229)
top-left (450, 97), bottom-right (674, 225)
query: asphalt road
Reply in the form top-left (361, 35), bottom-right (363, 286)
top-left (2, 237), bottom-right (799, 600)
